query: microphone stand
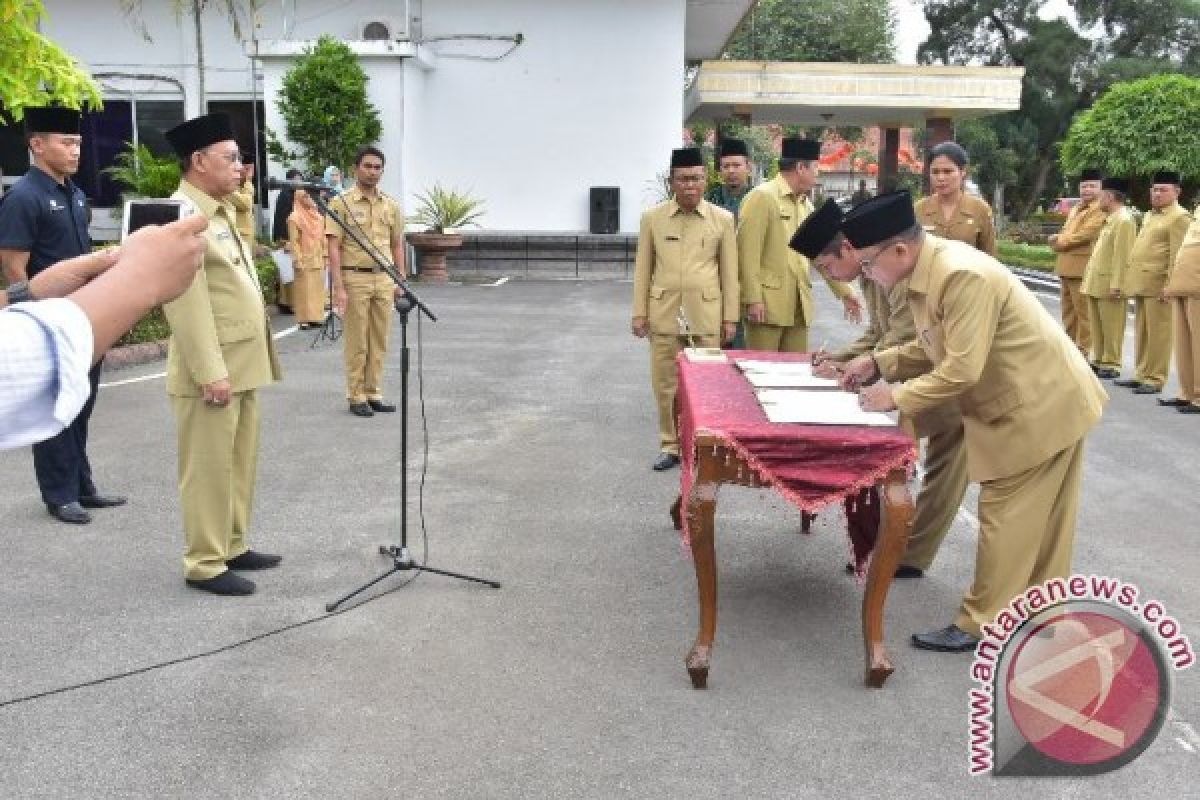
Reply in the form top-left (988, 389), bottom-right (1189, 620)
top-left (305, 187), bottom-right (500, 612)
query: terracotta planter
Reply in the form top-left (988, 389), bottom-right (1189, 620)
top-left (407, 231), bottom-right (465, 283)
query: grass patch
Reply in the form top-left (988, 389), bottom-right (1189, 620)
top-left (998, 239), bottom-right (1056, 273)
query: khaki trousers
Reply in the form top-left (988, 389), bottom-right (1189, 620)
top-left (955, 439), bottom-right (1084, 637)
top-left (292, 267), bottom-right (326, 324)
top-left (171, 390), bottom-right (260, 580)
top-left (649, 333), bottom-right (719, 455)
top-left (744, 322), bottom-right (809, 353)
top-left (1086, 296), bottom-right (1126, 370)
top-left (1172, 296), bottom-right (1200, 406)
top-left (1132, 295), bottom-right (1173, 388)
top-left (342, 270), bottom-right (394, 403)
top-left (901, 421), bottom-right (970, 571)
top-left (1060, 277), bottom-right (1090, 354)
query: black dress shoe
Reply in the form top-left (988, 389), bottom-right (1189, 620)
top-left (652, 453), bottom-right (681, 471)
top-left (367, 399), bottom-right (396, 413)
top-left (1132, 384), bottom-right (1161, 394)
top-left (1159, 397), bottom-right (1191, 407)
top-left (1096, 368), bottom-right (1121, 379)
top-left (1113, 378), bottom-right (1141, 388)
top-left (79, 493), bottom-right (127, 509)
top-left (186, 571), bottom-right (256, 596)
top-left (1088, 362), bottom-right (1101, 374)
top-left (911, 624), bottom-right (980, 653)
top-left (226, 550), bottom-right (283, 570)
top-left (349, 402), bottom-right (374, 417)
top-left (47, 502), bottom-right (91, 524)
top-left (895, 565), bottom-right (924, 579)
top-left (1179, 404), bottom-right (1200, 415)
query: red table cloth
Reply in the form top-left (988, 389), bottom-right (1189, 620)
top-left (677, 351), bottom-right (918, 571)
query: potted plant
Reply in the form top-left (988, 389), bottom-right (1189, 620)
top-left (407, 184), bottom-right (485, 283)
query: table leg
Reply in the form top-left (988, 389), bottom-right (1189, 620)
top-left (861, 467), bottom-right (914, 688)
top-left (684, 469), bottom-right (720, 689)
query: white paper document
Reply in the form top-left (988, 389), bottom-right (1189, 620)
top-left (755, 388), bottom-right (898, 427)
top-left (271, 249), bottom-right (295, 285)
top-left (735, 359), bottom-right (839, 389)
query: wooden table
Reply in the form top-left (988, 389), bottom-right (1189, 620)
top-left (670, 353), bottom-right (916, 690)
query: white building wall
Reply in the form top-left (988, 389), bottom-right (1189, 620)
top-left (43, 0), bottom-right (689, 232)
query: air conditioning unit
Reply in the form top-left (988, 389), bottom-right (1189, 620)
top-left (358, 8), bottom-right (410, 42)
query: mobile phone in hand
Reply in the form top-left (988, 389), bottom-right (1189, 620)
top-left (122, 199), bottom-right (194, 241)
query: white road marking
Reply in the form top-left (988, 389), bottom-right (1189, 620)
top-left (484, 276), bottom-right (511, 287)
top-left (99, 325), bottom-right (298, 388)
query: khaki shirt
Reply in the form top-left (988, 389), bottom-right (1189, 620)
top-left (228, 182), bottom-right (256, 242)
top-left (1082, 207), bottom-right (1137, 298)
top-left (832, 275), bottom-right (960, 439)
top-left (1124, 203), bottom-right (1192, 296)
top-left (874, 236), bottom-right (1107, 482)
top-left (325, 187), bottom-right (404, 268)
top-left (1165, 206), bottom-right (1200, 297)
top-left (832, 276), bottom-right (915, 361)
top-left (632, 199), bottom-right (738, 336)
top-left (163, 179), bottom-right (282, 396)
top-left (914, 194), bottom-right (997, 256)
top-left (737, 175), bottom-right (853, 327)
top-left (1052, 199), bottom-right (1107, 278)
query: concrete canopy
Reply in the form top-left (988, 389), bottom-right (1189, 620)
top-left (685, 61), bottom-right (1025, 127)
top-left (685, 0), bottom-right (757, 60)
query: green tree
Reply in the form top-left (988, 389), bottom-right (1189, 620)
top-left (724, 0), bottom-right (896, 63)
top-left (266, 36), bottom-right (383, 173)
top-left (119, 0), bottom-right (259, 111)
top-left (918, 0), bottom-right (1199, 217)
top-left (0, 0), bottom-right (102, 118)
top-left (1061, 74), bottom-right (1200, 184)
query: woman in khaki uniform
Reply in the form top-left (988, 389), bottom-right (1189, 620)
top-left (902, 141), bottom-right (993, 577)
top-left (914, 142), bottom-right (997, 256)
top-left (286, 188), bottom-right (327, 328)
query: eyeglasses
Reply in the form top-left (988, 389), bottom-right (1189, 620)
top-left (204, 148), bottom-right (243, 164)
top-left (857, 245), bottom-right (889, 273)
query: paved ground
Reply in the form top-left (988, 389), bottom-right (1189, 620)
top-left (0, 278), bottom-right (1196, 798)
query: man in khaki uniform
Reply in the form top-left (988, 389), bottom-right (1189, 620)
top-left (1049, 169), bottom-right (1106, 354)
top-left (796, 198), bottom-right (968, 579)
top-left (1082, 177), bottom-right (1137, 378)
top-left (841, 192), bottom-right (1107, 652)
top-left (738, 137), bottom-right (859, 352)
top-left (1114, 171), bottom-right (1192, 394)
top-left (163, 113), bottom-right (283, 596)
top-left (632, 147), bottom-right (738, 471)
top-left (326, 146), bottom-right (407, 417)
top-left (1162, 205), bottom-right (1200, 414)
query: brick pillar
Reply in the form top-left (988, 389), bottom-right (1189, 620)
top-left (877, 127), bottom-right (900, 193)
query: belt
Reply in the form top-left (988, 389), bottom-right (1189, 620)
top-left (341, 267), bottom-right (380, 273)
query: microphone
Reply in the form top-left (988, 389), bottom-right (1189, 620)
top-left (266, 176), bottom-right (326, 192)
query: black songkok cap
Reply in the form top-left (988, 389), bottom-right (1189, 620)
top-left (717, 138), bottom-right (749, 159)
top-left (670, 147), bottom-right (705, 169)
top-left (166, 112), bottom-right (236, 159)
top-left (24, 106), bottom-right (81, 135)
top-left (781, 137), bottom-right (821, 161)
top-left (1079, 168), bottom-right (1103, 182)
top-left (789, 199), bottom-right (845, 258)
top-left (1152, 171), bottom-right (1182, 186)
top-left (1101, 177), bottom-right (1130, 193)
top-left (841, 190), bottom-right (917, 249)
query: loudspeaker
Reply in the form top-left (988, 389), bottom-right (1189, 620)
top-left (589, 187), bottom-right (619, 234)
